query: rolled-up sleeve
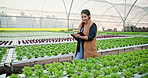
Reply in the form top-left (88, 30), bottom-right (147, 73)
top-left (87, 23), bottom-right (97, 41)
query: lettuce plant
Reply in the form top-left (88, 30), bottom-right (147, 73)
top-left (72, 74), bottom-right (81, 78)
top-left (111, 73), bottom-right (120, 78)
top-left (85, 64), bottom-right (94, 72)
top-left (40, 74), bottom-right (52, 78)
top-left (92, 70), bottom-right (102, 77)
top-left (101, 68), bottom-right (111, 75)
top-left (122, 71), bottom-right (134, 78)
top-left (22, 66), bottom-right (33, 77)
top-left (65, 68), bottom-right (76, 76)
top-left (76, 67), bottom-right (83, 74)
top-left (127, 68), bottom-right (138, 74)
top-left (10, 74), bottom-right (20, 78)
top-left (118, 64), bottom-right (127, 72)
top-left (110, 67), bottom-right (119, 73)
top-left (34, 69), bottom-right (44, 77)
top-left (80, 71), bottom-right (91, 78)
top-left (53, 70), bottom-right (64, 78)
top-left (28, 76), bottom-right (37, 78)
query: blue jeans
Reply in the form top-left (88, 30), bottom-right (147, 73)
top-left (75, 42), bottom-right (84, 59)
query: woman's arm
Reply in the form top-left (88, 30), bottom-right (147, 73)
top-left (87, 23), bottom-right (97, 41)
top-left (73, 23), bottom-right (97, 41)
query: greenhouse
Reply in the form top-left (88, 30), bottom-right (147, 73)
top-left (0, 0), bottom-right (148, 78)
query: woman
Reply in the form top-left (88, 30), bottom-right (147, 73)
top-left (72, 9), bottom-right (99, 59)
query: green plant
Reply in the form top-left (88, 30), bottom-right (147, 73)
top-left (53, 70), bottom-right (64, 78)
top-left (27, 55), bottom-right (32, 59)
top-left (101, 68), bottom-right (111, 75)
top-left (101, 60), bottom-right (110, 67)
top-left (33, 64), bottom-right (44, 77)
top-left (110, 67), bottom-right (119, 73)
top-left (41, 74), bottom-right (52, 78)
top-left (65, 68), bottom-right (76, 76)
top-left (110, 61), bottom-right (116, 66)
top-left (47, 67), bottom-right (57, 75)
top-left (118, 64), bottom-right (127, 71)
top-left (56, 65), bottom-right (64, 71)
top-left (93, 64), bottom-right (102, 70)
top-left (141, 74), bottom-right (148, 78)
top-left (85, 64), bottom-right (94, 72)
top-left (28, 76), bottom-right (37, 78)
top-left (97, 76), bottom-right (110, 78)
top-left (22, 66), bottom-right (33, 78)
top-left (81, 71), bottom-right (91, 78)
top-left (10, 74), bottom-right (20, 78)
top-left (34, 69), bottom-right (44, 77)
top-left (92, 70), bottom-right (101, 77)
top-left (76, 67), bottom-right (83, 74)
top-left (137, 66), bottom-right (147, 74)
top-left (16, 56), bottom-right (23, 60)
top-left (72, 74), bottom-right (81, 78)
top-left (34, 64), bottom-right (43, 70)
top-left (122, 71), bottom-right (134, 78)
top-left (127, 68), bottom-right (138, 74)
top-left (111, 73), bottom-right (120, 78)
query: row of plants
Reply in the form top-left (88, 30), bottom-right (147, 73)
top-left (14, 37), bottom-right (148, 60)
top-left (0, 41), bottom-right (13, 45)
top-left (96, 37), bottom-right (148, 50)
top-left (18, 35), bottom-right (127, 45)
top-left (18, 38), bottom-right (75, 44)
top-left (10, 49), bottom-right (148, 78)
top-left (15, 42), bottom-right (76, 60)
top-left (97, 31), bottom-right (148, 36)
top-left (0, 47), bottom-right (7, 63)
top-left (0, 35), bottom-right (126, 46)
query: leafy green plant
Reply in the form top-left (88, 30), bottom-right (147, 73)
top-left (47, 67), bottom-right (56, 75)
top-left (16, 56), bottom-right (23, 60)
top-left (80, 71), bottom-right (91, 78)
top-left (56, 65), bottom-right (64, 71)
top-left (127, 68), bottom-right (138, 74)
top-left (137, 66), bottom-right (147, 74)
top-left (110, 61), bottom-right (116, 66)
top-left (40, 74), bottom-right (52, 78)
top-left (76, 67), bottom-right (83, 74)
top-left (110, 67), bottom-right (119, 73)
top-left (92, 70), bottom-right (102, 77)
top-left (33, 64), bottom-right (44, 77)
top-left (34, 69), bottom-right (44, 77)
top-left (0, 47), bottom-right (7, 63)
top-left (118, 64), bottom-right (127, 72)
top-left (22, 66), bottom-right (33, 78)
top-left (10, 74), bottom-right (20, 78)
top-left (101, 60), bottom-right (110, 67)
top-left (65, 67), bottom-right (76, 76)
top-left (101, 68), bottom-right (111, 75)
top-left (122, 71), bottom-right (134, 78)
top-left (85, 64), bottom-right (94, 72)
top-left (93, 64), bottom-right (102, 70)
top-left (72, 74), bottom-right (81, 78)
top-left (141, 74), bottom-right (148, 78)
top-left (97, 76), bottom-right (110, 78)
top-left (53, 70), bottom-right (64, 78)
top-left (111, 73), bottom-right (120, 78)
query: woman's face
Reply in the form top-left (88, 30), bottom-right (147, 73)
top-left (81, 13), bottom-right (90, 23)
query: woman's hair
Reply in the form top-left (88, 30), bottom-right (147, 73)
top-left (81, 9), bottom-right (91, 16)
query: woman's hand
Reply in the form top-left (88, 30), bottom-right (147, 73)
top-left (73, 33), bottom-right (81, 38)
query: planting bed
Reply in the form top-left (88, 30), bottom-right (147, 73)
top-left (0, 37), bottom-right (148, 77)
top-left (8, 49), bottom-right (148, 78)
top-left (13, 37), bottom-right (148, 61)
